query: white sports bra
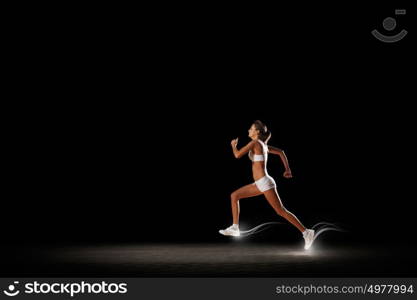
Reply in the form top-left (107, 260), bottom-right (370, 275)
top-left (248, 140), bottom-right (268, 162)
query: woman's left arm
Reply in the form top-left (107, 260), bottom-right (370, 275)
top-left (231, 138), bottom-right (255, 159)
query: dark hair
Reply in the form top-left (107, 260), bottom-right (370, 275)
top-left (253, 120), bottom-right (271, 143)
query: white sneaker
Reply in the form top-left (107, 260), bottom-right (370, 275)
top-left (303, 229), bottom-right (315, 250)
top-left (219, 225), bottom-right (240, 237)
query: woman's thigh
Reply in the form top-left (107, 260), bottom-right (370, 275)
top-left (232, 183), bottom-right (263, 199)
top-left (263, 188), bottom-right (285, 212)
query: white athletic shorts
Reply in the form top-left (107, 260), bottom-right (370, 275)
top-left (254, 175), bottom-right (276, 192)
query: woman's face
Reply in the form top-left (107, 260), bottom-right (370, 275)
top-left (248, 124), bottom-right (259, 139)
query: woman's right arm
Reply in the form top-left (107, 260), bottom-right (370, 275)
top-left (268, 145), bottom-right (292, 177)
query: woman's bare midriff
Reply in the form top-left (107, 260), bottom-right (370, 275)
top-left (252, 161), bottom-right (267, 181)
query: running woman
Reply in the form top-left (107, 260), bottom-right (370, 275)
top-left (219, 120), bottom-right (315, 250)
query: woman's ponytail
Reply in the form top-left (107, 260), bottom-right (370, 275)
top-left (253, 120), bottom-right (271, 144)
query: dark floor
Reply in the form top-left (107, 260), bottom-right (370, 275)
top-left (1, 241), bottom-right (416, 277)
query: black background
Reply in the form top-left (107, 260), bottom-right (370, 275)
top-left (2, 3), bottom-right (414, 247)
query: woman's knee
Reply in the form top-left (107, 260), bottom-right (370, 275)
top-left (231, 192), bottom-right (239, 202)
